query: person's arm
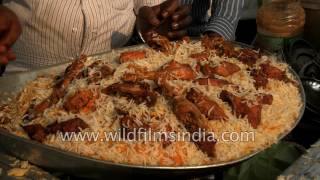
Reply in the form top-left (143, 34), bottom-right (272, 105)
top-left (0, 5), bottom-right (22, 64)
top-left (205, 0), bottom-right (244, 40)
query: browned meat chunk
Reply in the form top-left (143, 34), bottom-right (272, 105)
top-left (22, 124), bottom-right (47, 142)
top-left (190, 52), bottom-right (209, 61)
top-left (238, 48), bottom-right (260, 66)
top-left (218, 41), bottom-right (238, 58)
top-left (173, 98), bottom-right (208, 132)
top-left (159, 80), bottom-right (183, 98)
top-left (260, 63), bottom-right (287, 81)
top-left (219, 90), bottom-right (263, 128)
top-left (251, 62), bottom-right (295, 89)
top-left (47, 118), bottom-right (89, 134)
top-left (214, 62), bottom-right (241, 77)
top-left (250, 69), bottom-right (268, 89)
top-left (123, 61), bottom-right (196, 83)
top-left (89, 65), bottom-right (114, 83)
top-left (202, 62), bottom-right (240, 77)
top-left (201, 35), bottom-right (238, 58)
top-left (63, 89), bottom-right (98, 113)
top-left (122, 65), bottom-right (156, 83)
top-left (120, 115), bottom-right (148, 140)
top-left (195, 138), bottom-right (216, 157)
top-left (58, 55), bottom-right (87, 89)
top-left (246, 105), bottom-right (262, 129)
top-left (103, 83), bottom-right (157, 107)
top-left (187, 89), bottom-right (227, 121)
top-left (46, 121), bottom-right (61, 134)
top-left (173, 98), bottom-right (216, 156)
top-left (24, 100), bottom-right (51, 120)
top-left (195, 78), bottom-right (230, 87)
top-left (145, 31), bottom-right (173, 54)
top-left (119, 50), bottom-right (146, 64)
top-left (88, 60), bottom-right (103, 68)
top-left (201, 35), bottom-right (224, 50)
top-left (24, 56), bottom-right (87, 121)
top-left (219, 90), bottom-right (248, 118)
top-left (257, 94), bottom-right (273, 105)
top-left (160, 61), bottom-right (197, 81)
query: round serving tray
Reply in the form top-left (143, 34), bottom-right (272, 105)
top-left (0, 42), bottom-right (306, 179)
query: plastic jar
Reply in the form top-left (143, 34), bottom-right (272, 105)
top-left (255, 0), bottom-right (306, 52)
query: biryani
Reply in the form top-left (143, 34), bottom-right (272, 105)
top-left (0, 35), bottom-right (303, 166)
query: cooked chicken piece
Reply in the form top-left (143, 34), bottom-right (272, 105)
top-left (159, 80), bottom-right (184, 98)
top-left (219, 90), bottom-right (263, 128)
top-left (195, 78), bottom-right (230, 87)
top-left (173, 97), bottom-right (216, 156)
top-left (47, 118), bottom-right (89, 134)
top-left (190, 51), bottom-right (209, 61)
top-left (24, 56), bottom-right (87, 121)
top-left (246, 105), bottom-right (262, 129)
top-left (217, 41), bottom-right (239, 58)
top-left (195, 138), bottom-right (216, 157)
top-left (187, 89), bottom-right (227, 121)
top-left (173, 98), bottom-right (208, 132)
top-left (88, 65), bottom-right (114, 83)
top-left (257, 94), bottom-right (273, 105)
top-left (201, 35), bottom-right (238, 58)
top-left (146, 32), bottom-right (173, 54)
top-left (202, 61), bottom-right (241, 77)
top-left (103, 83), bottom-right (157, 107)
top-left (160, 60), bottom-right (197, 81)
top-left (58, 55), bottom-right (87, 89)
top-left (219, 90), bottom-right (248, 118)
top-left (88, 60), bottom-right (103, 68)
top-left (251, 62), bottom-right (295, 89)
top-left (122, 65), bottom-right (156, 83)
top-left (22, 124), bottom-right (47, 142)
top-left (237, 48), bottom-right (260, 67)
top-left (201, 35), bottom-right (224, 50)
top-left (120, 115), bottom-right (148, 140)
top-left (260, 63), bottom-right (288, 81)
top-left (24, 100), bottom-right (51, 121)
top-left (123, 60), bottom-right (196, 83)
top-left (63, 89), bottom-right (98, 113)
top-left (213, 61), bottom-right (241, 77)
top-left (119, 50), bottom-right (146, 64)
top-left (250, 69), bottom-right (268, 89)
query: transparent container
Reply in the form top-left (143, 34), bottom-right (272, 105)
top-left (254, 0), bottom-right (306, 52)
top-left (256, 0), bottom-right (306, 38)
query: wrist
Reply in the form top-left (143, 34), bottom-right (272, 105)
top-left (203, 31), bottom-right (222, 38)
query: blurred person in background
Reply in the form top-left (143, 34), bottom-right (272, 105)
top-left (0, 0), bottom-right (191, 73)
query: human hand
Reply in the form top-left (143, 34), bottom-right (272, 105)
top-left (138, 0), bottom-right (192, 41)
top-left (0, 5), bottom-right (22, 64)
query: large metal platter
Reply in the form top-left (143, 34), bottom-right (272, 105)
top-left (0, 43), bottom-right (306, 179)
